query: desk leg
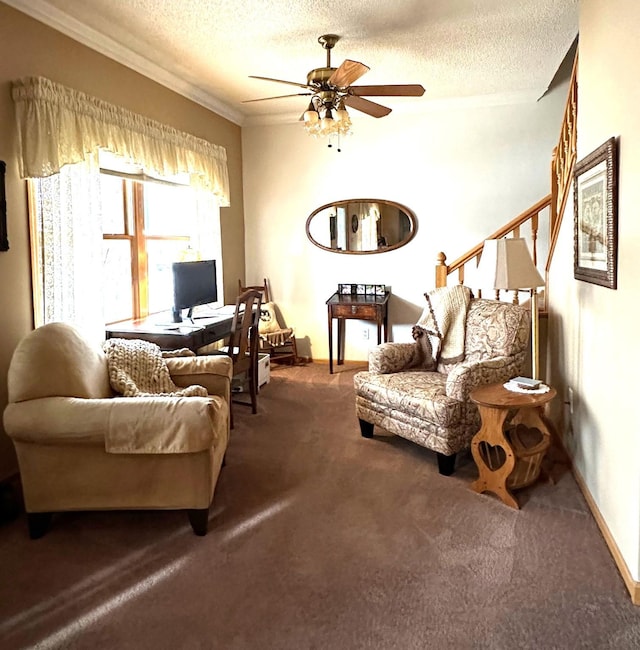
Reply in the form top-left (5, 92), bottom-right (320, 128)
top-left (337, 318), bottom-right (345, 366)
top-left (328, 312), bottom-right (334, 374)
top-left (377, 319), bottom-right (382, 345)
top-left (383, 309), bottom-right (389, 343)
top-left (471, 405), bottom-right (519, 509)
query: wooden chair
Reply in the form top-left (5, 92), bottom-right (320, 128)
top-left (238, 278), bottom-right (298, 364)
top-left (221, 289), bottom-right (262, 424)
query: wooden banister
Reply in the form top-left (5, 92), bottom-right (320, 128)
top-left (435, 47), bottom-right (578, 299)
top-left (436, 194), bottom-right (551, 288)
top-left (547, 51), bottom-right (578, 274)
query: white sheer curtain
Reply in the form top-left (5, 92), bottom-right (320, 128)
top-left (14, 76), bottom-right (230, 340)
top-left (30, 160), bottom-right (105, 341)
top-left (361, 202), bottom-right (381, 251)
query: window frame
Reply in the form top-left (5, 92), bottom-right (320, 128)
top-left (29, 169), bottom-right (223, 329)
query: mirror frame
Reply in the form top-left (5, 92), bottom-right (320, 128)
top-left (305, 198), bottom-right (417, 255)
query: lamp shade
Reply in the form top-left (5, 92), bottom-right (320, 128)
top-left (476, 238), bottom-right (544, 290)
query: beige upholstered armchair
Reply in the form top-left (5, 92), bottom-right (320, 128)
top-left (3, 322), bottom-right (232, 538)
top-left (354, 298), bottom-right (530, 475)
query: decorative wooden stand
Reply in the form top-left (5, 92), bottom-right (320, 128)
top-left (326, 289), bottom-right (389, 374)
top-left (469, 383), bottom-right (556, 509)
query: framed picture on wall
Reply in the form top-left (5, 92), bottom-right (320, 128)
top-left (573, 137), bottom-right (618, 289)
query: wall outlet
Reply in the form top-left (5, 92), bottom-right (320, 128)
top-left (362, 328), bottom-right (370, 340)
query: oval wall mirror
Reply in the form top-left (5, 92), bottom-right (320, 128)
top-left (305, 198), bottom-right (417, 254)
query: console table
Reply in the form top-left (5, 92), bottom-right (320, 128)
top-left (326, 290), bottom-right (390, 374)
top-left (105, 309), bottom-right (235, 353)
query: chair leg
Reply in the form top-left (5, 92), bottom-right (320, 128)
top-left (27, 512), bottom-right (52, 539)
top-left (359, 419), bottom-right (374, 438)
top-left (187, 508), bottom-right (209, 536)
top-left (249, 374), bottom-right (257, 414)
top-left (436, 452), bottom-right (457, 476)
top-left (248, 360), bottom-right (258, 413)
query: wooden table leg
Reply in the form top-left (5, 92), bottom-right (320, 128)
top-left (328, 311), bottom-right (334, 374)
top-left (337, 318), bottom-right (345, 366)
top-left (471, 404), bottom-right (519, 509)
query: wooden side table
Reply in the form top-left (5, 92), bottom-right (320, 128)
top-left (326, 291), bottom-right (390, 374)
top-left (469, 382), bottom-right (556, 509)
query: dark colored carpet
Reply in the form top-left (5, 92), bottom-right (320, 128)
top-left (1, 362), bottom-right (639, 649)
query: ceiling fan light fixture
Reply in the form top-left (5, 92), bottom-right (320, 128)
top-left (246, 33), bottom-right (424, 149)
top-left (303, 96), bottom-right (352, 140)
top-left (321, 108), bottom-right (334, 128)
top-left (303, 102), bottom-right (319, 124)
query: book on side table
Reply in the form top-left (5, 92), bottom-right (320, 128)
top-left (511, 376), bottom-right (542, 390)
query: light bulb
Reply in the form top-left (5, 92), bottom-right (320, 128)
top-left (304, 109), bottom-right (319, 124)
top-left (321, 109), bottom-right (334, 133)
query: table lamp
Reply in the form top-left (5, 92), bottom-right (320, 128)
top-left (476, 238), bottom-right (545, 380)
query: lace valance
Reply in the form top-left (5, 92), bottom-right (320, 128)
top-left (12, 76), bottom-right (230, 206)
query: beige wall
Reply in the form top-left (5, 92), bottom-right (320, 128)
top-left (0, 3), bottom-right (245, 480)
top-left (547, 0), bottom-right (640, 582)
top-left (242, 78), bottom-right (569, 363)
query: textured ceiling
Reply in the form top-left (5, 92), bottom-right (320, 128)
top-left (7, 0), bottom-right (578, 126)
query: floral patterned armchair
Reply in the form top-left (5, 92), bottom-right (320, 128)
top-left (353, 299), bottom-right (530, 475)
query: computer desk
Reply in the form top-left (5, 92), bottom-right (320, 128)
top-left (105, 307), bottom-right (236, 353)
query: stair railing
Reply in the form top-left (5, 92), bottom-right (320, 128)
top-left (435, 48), bottom-right (578, 308)
top-left (547, 50), bottom-right (578, 275)
top-left (435, 194), bottom-right (551, 304)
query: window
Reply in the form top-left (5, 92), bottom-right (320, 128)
top-left (101, 174), bottom-right (219, 323)
top-left (29, 162), bottom-right (223, 336)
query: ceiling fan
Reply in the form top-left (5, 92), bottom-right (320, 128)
top-left (243, 34), bottom-right (425, 128)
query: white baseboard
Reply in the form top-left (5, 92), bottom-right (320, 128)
top-left (569, 460), bottom-right (640, 605)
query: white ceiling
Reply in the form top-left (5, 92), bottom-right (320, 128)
top-left (7, 0), bottom-right (578, 126)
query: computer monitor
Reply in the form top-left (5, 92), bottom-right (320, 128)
top-left (172, 259), bottom-right (218, 322)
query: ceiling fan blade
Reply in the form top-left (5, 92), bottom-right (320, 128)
top-left (242, 92), bottom-right (312, 103)
top-left (349, 84), bottom-right (425, 97)
top-left (249, 75), bottom-right (316, 91)
top-left (328, 59), bottom-right (370, 88)
top-left (343, 94), bottom-right (391, 118)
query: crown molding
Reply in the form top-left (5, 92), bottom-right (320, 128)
top-left (5, 0), bottom-right (244, 126)
top-left (7, 0), bottom-right (547, 131)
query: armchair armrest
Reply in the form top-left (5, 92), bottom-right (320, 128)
top-left (4, 394), bottom-right (226, 454)
top-left (4, 396), bottom-right (115, 444)
top-left (368, 343), bottom-right (417, 374)
top-left (166, 354), bottom-right (232, 403)
top-left (107, 395), bottom-right (225, 453)
top-left (445, 354), bottom-right (525, 401)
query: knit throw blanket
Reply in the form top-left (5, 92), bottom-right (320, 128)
top-left (103, 338), bottom-right (208, 397)
top-left (415, 285), bottom-right (472, 372)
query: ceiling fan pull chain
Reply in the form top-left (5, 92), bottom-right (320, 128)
top-left (326, 133), bottom-right (343, 152)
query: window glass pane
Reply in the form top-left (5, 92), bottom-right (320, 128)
top-left (103, 240), bottom-right (133, 322)
top-left (144, 183), bottom-right (194, 236)
top-left (147, 239), bottom-right (195, 314)
top-left (100, 175), bottom-right (126, 234)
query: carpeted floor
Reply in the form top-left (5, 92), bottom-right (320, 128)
top-left (1, 362), bottom-right (639, 649)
